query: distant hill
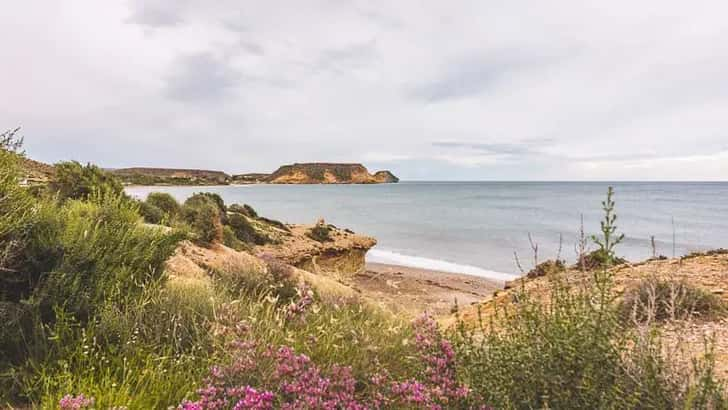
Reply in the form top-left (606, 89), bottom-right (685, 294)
top-left (16, 155), bottom-right (55, 184)
top-left (233, 163), bottom-right (399, 184)
top-left (111, 168), bottom-right (232, 186)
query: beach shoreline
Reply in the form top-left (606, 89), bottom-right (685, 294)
top-left (349, 262), bottom-right (504, 317)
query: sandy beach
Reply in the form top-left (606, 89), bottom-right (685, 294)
top-left (349, 262), bottom-right (504, 317)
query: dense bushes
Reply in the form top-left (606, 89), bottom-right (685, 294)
top-left (0, 136), bottom-right (185, 403)
top-left (137, 192), bottom-right (281, 248)
top-left (139, 200), bottom-right (165, 224)
top-left (0, 190), bottom-right (183, 369)
top-left (182, 194), bottom-right (224, 245)
top-left (49, 161), bottom-right (124, 201)
top-left (146, 192), bottom-right (181, 218)
top-left (227, 212), bottom-right (268, 245)
top-left (37, 194), bottom-right (183, 320)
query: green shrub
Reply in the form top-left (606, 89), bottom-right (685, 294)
top-left (182, 194), bottom-right (223, 245)
top-left (138, 200), bottom-right (165, 224)
top-left (580, 249), bottom-right (627, 270)
top-left (307, 224), bottom-right (332, 242)
top-left (620, 277), bottom-right (727, 322)
top-left (1, 188), bottom-right (183, 403)
top-left (146, 192), bottom-right (181, 219)
top-left (227, 213), bottom-right (269, 245)
top-left (243, 203), bottom-right (258, 218)
top-left (526, 259), bottom-right (565, 278)
top-left (258, 216), bottom-right (290, 232)
top-left (197, 192), bottom-right (226, 216)
top-left (222, 225), bottom-right (248, 251)
top-left (0, 145), bottom-right (35, 275)
top-left (35, 193), bottom-right (183, 321)
top-left (48, 161), bottom-right (124, 201)
top-left (228, 203), bottom-right (258, 218)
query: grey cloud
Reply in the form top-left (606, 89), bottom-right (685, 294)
top-left (313, 41), bottom-right (378, 74)
top-left (432, 140), bottom-right (547, 156)
top-left (164, 53), bottom-right (239, 101)
top-left (240, 41), bottom-right (265, 56)
top-left (357, 9), bottom-right (405, 29)
top-left (126, 0), bottom-right (186, 27)
top-left (409, 50), bottom-right (575, 102)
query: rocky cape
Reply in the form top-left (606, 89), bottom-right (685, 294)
top-left (233, 163), bottom-right (399, 185)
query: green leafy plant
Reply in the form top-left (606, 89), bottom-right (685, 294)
top-left (138, 200), bottom-right (165, 224)
top-left (591, 186), bottom-right (625, 268)
top-left (146, 192), bottom-right (181, 219)
top-left (48, 161), bottom-right (124, 201)
top-left (181, 194), bottom-right (223, 245)
top-left (307, 224), bottom-right (332, 242)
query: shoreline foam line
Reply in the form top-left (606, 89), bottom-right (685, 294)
top-left (367, 249), bottom-right (518, 282)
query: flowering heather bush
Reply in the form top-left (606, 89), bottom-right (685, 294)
top-left (59, 394), bottom-right (95, 409)
top-left (180, 313), bottom-right (484, 409)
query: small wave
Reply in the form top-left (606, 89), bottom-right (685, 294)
top-left (368, 249), bottom-right (518, 282)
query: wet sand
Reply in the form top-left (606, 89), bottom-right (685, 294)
top-left (350, 263), bottom-right (504, 317)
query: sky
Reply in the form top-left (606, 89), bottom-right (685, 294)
top-left (1, 1), bottom-right (727, 181)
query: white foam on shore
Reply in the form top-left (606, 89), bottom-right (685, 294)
top-left (368, 249), bottom-right (518, 282)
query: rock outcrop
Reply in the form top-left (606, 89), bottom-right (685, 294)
top-left (372, 170), bottom-right (399, 183)
top-left (254, 224), bottom-right (377, 278)
top-left (233, 163), bottom-right (399, 185)
top-left (165, 240), bottom-right (362, 304)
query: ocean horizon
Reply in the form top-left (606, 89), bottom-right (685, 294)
top-left (127, 181), bottom-right (728, 282)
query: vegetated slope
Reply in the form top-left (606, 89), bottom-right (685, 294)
top-left (111, 167), bottom-right (232, 185)
top-left (234, 163), bottom-right (399, 184)
top-left (17, 156), bottom-right (54, 183)
top-left (448, 250), bottom-right (728, 380)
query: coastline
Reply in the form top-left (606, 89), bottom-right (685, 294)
top-left (351, 262), bottom-right (503, 316)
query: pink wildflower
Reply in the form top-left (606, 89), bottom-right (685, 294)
top-left (59, 394), bottom-right (94, 410)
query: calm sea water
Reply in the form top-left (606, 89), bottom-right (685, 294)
top-left (127, 182), bottom-right (728, 281)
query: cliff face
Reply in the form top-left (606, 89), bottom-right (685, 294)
top-left (112, 168), bottom-right (232, 185)
top-left (239, 163), bottom-right (399, 184)
top-left (372, 170), bottom-right (399, 183)
top-left (254, 224), bottom-right (377, 277)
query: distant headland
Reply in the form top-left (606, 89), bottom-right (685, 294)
top-left (107, 163), bottom-right (399, 186)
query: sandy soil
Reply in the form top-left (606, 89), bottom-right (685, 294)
top-left (347, 263), bottom-right (502, 317)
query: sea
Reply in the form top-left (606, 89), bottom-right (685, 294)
top-left (126, 182), bottom-right (728, 282)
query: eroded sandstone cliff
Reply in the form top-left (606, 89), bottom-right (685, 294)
top-left (233, 163), bottom-right (399, 185)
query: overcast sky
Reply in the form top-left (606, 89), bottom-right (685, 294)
top-left (1, 1), bottom-right (727, 180)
